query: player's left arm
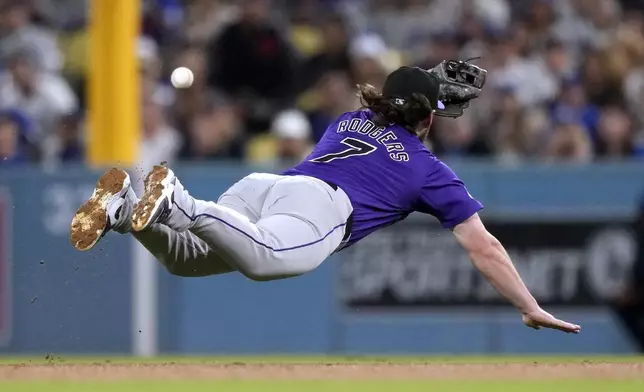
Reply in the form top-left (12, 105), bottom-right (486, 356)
top-left (452, 213), bottom-right (580, 333)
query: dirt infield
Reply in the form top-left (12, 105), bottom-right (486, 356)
top-left (1, 363), bottom-right (643, 381)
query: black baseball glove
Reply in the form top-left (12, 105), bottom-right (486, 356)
top-left (428, 59), bottom-right (487, 118)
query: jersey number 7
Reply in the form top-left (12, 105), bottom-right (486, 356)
top-left (311, 137), bottom-right (377, 163)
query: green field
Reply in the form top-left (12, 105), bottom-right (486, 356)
top-left (1, 356), bottom-right (643, 392)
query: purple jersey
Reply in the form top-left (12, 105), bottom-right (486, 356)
top-left (283, 109), bottom-right (483, 248)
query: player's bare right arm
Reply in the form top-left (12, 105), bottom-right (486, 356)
top-left (452, 213), bottom-right (581, 333)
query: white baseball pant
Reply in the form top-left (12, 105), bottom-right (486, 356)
top-left (132, 173), bottom-right (353, 281)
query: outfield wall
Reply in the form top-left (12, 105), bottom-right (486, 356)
top-left (0, 162), bottom-right (642, 355)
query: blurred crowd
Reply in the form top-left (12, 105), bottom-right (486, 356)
top-left (2, 0), bottom-right (644, 167)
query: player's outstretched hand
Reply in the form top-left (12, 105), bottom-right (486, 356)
top-left (522, 308), bottom-right (581, 334)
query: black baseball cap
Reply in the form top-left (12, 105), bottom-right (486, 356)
top-left (382, 66), bottom-right (445, 112)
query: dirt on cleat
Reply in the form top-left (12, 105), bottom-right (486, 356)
top-left (132, 166), bottom-right (170, 232)
top-left (132, 185), bottom-right (163, 231)
top-left (143, 165), bottom-right (169, 192)
top-left (69, 168), bottom-right (127, 251)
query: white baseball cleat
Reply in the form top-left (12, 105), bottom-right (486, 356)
top-left (131, 165), bottom-right (176, 232)
top-left (70, 168), bottom-right (135, 251)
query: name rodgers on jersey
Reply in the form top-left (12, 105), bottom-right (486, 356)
top-left (336, 117), bottom-right (409, 162)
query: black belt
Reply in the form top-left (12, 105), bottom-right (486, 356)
top-left (321, 179), bottom-right (353, 244)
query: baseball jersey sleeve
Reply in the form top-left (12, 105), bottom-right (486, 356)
top-left (415, 160), bottom-right (483, 229)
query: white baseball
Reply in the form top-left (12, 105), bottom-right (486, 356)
top-left (170, 67), bottom-right (194, 89)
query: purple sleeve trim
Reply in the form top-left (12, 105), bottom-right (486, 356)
top-left (440, 200), bottom-right (484, 229)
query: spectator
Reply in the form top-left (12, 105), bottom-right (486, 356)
top-left (53, 113), bottom-right (83, 163)
top-left (623, 64), bottom-right (644, 130)
top-left (432, 114), bottom-right (478, 158)
top-left (368, 0), bottom-right (462, 52)
top-left (139, 36), bottom-right (174, 109)
top-left (270, 109), bottom-right (313, 167)
top-left (545, 122), bottom-right (593, 163)
top-left (476, 85), bottom-right (523, 159)
top-left (182, 0), bottom-right (239, 45)
top-left (496, 108), bottom-right (550, 164)
top-left (541, 38), bottom-right (575, 82)
top-left (550, 79), bottom-right (600, 138)
top-left (180, 93), bottom-right (244, 160)
top-left (551, 0), bottom-right (609, 51)
top-left (524, 0), bottom-right (557, 49)
top-left (140, 97), bottom-right (181, 169)
top-left (595, 106), bottom-right (636, 159)
top-left (0, 1), bottom-right (62, 73)
top-left (349, 33), bottom-right (393, 90)
top-left (0, 47), bottom-right (77, 147)
top-left (489, 34), bottom-right (558, 106)
top-left (580, 50), bottom-right (615, 106)
top-left (472, 0), bottom-right (511, 32)
top-left (38, 0), bottom-right (88, 28)
top-left (0, 109), bottom-right (33, 164)
top-left (171, 44), bottom-right (209, 133)
top-left (0, 0), bottom-right (642, 165)
top-left (299, 13), bottom-right (352, 91)
top-left (287, 0), bottom-right (323, 58)
top-left (417, 32), bottom-right (459, 70)
top-left (57, 17), bottom-right (88, 108)
top-left (306, 70), bottom-right (359, 142)
top-left (507, 21), bottom-right (533, 58)
top-left (206, 0), bottom-right (297, 133)
top-left (141, 0), bottom-right (184, 45)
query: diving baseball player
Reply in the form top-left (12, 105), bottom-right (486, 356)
top-left (70, 61), bottom-right (581, 333)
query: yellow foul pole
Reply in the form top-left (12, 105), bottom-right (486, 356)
top-left (88, 0), bottom-right (140, 167)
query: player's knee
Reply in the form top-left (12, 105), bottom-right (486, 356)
top-left (238, 264), bottom-right (276, 282)
top-left (243, 272), bottom-right (274, 282)
top-left (236, 257), bottom-right (293, 282)
top-left (242, 270), bottom-right (300, 282)
top-left (237, 257), bottom-right (310, 282)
